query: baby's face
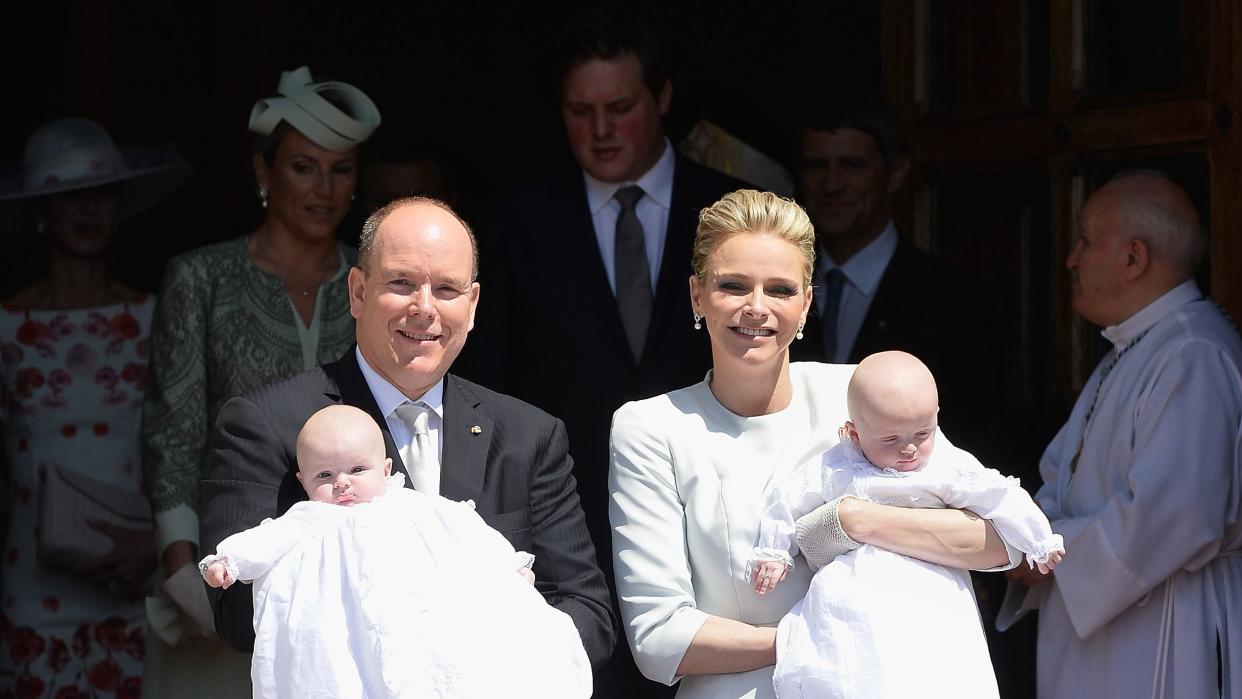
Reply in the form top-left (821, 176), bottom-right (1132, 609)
top-left (297, 439), bottom-right (391, 506)
top-left (849, 405), bottom-right (938, 472)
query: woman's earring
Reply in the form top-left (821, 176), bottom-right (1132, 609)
top-left (258, 187), bottom-right (269, 209)
top-left (796, 323), bottom-right (805, 340)
top-left (693, 313), bottom-right (702, 330)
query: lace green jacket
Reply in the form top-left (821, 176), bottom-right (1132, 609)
top-left (142, 237), bottom-right (357, 551)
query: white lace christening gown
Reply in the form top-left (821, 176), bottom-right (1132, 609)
top-left (753, 437), bottom-right (1063, 699)
top-left (201, 475), bottom-right (591, 699)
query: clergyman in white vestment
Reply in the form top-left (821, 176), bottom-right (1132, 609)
top-left (999, 171), bottom-right (1242, 698)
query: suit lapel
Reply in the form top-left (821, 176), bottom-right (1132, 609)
top-left (324, 348), bottom-right (411, 484)
top-left (850, 239), bottom-right (914, 361)
top-left (439, 374), bottom-right (492, 502)
top-left (555, 175), bottom-right (632, 355)
top-left (647, 156), bottom-right (697, 360)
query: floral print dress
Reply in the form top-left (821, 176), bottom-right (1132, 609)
top-left (0, 298), bottom-right (153, 698)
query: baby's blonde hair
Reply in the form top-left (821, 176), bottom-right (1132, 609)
top-left (692, 189), bottom-right (816, 289)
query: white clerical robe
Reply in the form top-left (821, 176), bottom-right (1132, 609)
top-left (999, 281), bottom-right (1242, 698)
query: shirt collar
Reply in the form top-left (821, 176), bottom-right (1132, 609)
top-left (354, 346), bottom-right (445, 420)
top-left (583, 138), bottom-right (675, 216)
top-left (1101, 279), bottom-right (1202, 348)
top-left (821, 220), bottom-right (898, 296)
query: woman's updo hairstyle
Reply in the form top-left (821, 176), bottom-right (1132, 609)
top-left (692, 189), bottom-right (816, 289)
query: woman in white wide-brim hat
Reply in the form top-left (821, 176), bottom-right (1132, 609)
top-left (139, 65), bottom-right (380, 697)
top-left (0, 116), bottom-right (189, 697)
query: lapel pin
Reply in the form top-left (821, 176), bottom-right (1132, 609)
top-left (470, 425), bottom-right (483, 435)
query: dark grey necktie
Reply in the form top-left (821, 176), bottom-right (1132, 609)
top-left (614, 185), bottom-right (652, 362)
top-left (819, 268), bottom-right (847, 361)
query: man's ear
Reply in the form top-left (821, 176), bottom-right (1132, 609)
top-left (657, 79), bottom-right (673, 116)
top-left (1122, 236), bottom-right (1150, 281)
top-left (466, 282), bottom-right (480, 332)
top-left (885, 155), bottom-right (911, 194)
top-left (347, 266), bottom-right (367, 319)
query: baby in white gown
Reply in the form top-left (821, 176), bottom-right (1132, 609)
top-left (749, 352), bottom-right (1064, 699)
top-left (199, 405), bottom-right (591, 699)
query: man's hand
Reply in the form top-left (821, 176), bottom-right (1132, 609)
top-left (751, 560), bottom-right (789, 595)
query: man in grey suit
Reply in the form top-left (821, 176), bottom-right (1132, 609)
top-left (199, 197), bottom-right (615, 669)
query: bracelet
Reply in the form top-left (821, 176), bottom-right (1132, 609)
top-left (794, 495), bottom-right (862, 572)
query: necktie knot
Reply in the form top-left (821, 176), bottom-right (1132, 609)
top-left (395, 401), bottom-right (430, 435)
top-left (614, 185), bottom-right (644, 210)
top-left (824, 268), bottom-right (846, 295)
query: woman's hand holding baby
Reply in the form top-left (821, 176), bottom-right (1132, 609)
top-left (751, 560), bottom-right (789, 595)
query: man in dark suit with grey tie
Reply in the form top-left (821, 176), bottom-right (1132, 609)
top-left (199, 197), bottom-right (615, 670)
top-left (454, 11), bottom-right (745, 697)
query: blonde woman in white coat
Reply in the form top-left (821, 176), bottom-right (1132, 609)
top-left (608, 189), bottom-right (1020, 699)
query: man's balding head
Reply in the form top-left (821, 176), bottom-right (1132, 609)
top-left (348, 197), bottom-right (482, 400)
top-left (1090, 171), bottom-right (1205, 277)
top-left (1070, 171), bottom-right (1204, 326)
top-left (358, 196), bottom-right (478, 280)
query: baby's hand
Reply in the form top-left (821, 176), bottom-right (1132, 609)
top-left (516, 567), bottom-right (535, 585)
top-left (752, 560), bottom-right (789, 595)
top-left (1035, 548), bottom-right (1065, 575)
top-left (204, 562), bottom-right (234, 589)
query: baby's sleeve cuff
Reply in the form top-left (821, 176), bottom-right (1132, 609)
top-left (745, 548), bottom-right (794, 582)
top-left (1025, 534), bottom-right (1066, 568)
top-left (197, 554), bottom-right (239, 586)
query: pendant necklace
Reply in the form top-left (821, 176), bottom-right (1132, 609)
top-left (251, 234), bottom-right (327, 297)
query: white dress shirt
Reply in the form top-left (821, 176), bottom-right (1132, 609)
top-left (813, 221), bottom-right (898, 362)
top-left (355, 347), bottom-right (445, 469)
top-left (583, 139), bottom-right (675, 296)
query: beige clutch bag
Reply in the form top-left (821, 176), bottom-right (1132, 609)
top-left (37, 464), bottom-right (153, 573)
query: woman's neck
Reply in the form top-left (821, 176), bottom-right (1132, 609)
top-left (40, 249), bottom-right (121, 309)
top-left (250, 219), bottom-right (340, 288)
top-left (708, 354), bottom-right (794, 417)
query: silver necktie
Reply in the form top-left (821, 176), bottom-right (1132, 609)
top-left (394, 401), bottom-right (437, 494)
top-left (614, 185), bottom-right (652, 362)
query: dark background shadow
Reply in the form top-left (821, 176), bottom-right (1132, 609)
top-left (2, 1), bottom-right (881, 295)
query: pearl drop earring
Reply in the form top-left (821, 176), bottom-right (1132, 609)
top-left (693, 313), bottom-right (702, 330)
